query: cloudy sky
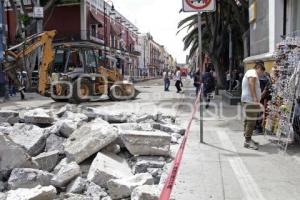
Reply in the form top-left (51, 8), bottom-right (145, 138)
top-left (113, 0), bottom-right (192, 63)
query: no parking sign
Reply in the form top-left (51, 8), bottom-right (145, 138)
top-left (183, 0), bottom-right (216, 12)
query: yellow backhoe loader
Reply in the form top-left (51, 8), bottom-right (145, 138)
top-left (3, 30), bottom-right (139, 103)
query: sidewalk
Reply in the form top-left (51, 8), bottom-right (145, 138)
top-left (172, 84), bottom-right (300, 200)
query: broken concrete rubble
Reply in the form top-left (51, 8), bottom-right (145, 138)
top-left (64, 119), bottom-right (118, 163)
top-left (32, 150), bottom-right (60, 172)
top-left (62, 193), bottom-right (93, 200)
top-left (8, 168), bottom-right (53, 190)
top-left (51, 162), bottom-right (81, 187)
top-left (87, 152), bottom-right (133, 188)
top-left (152, 123), bottom-right (185, 135)
top-left (8, 123), bottom-right (46, 156)
top-left (86, 108), bottom-right (128, 123)
top-left (107, 173), bottom-right (154, 199)
top-left (120, 130), bottom-right (171, 156)
top-left (0, 110), bottom-right (19, 124)
top-left (6, 185), bottom-right (57, 200)
top-left (102, 143), bottom-right (121, 154)
top-left (84, 182), bottom-right (108, 200)
top-left (66, 177), bottom-right (87, 194)
top-left (0, 192), bottom-right (6, 200)
top-left (23, 108), bottom-right (54, 125)
top-left (133, 156), bottom-right (166, 174)
top-left (45, 133), bottom-right (65, 153)
top-left (0, 133), bottom-right (38, 178)
top-left (131, 185), bottom-right (160, 200)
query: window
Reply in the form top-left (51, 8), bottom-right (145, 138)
top-left (90, 24), bottom-right (97, 37)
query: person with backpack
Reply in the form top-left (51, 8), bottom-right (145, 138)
top-left (194, 69), bottom-right (201, 96)
top-left (202, 67), bottom-right (215, 108)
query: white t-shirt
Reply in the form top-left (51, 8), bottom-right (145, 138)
top-left (175, 71), bottom-right (181, 81)
top-left (241, 69), bottom-right (261, 103)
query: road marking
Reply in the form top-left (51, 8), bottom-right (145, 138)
top-left (216, 130), bottom-right (266, 200)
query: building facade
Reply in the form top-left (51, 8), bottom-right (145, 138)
top-left (244, 0), bottom-right (300, 71)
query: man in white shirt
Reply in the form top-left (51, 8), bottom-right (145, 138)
top-left (175, 67), bottom-right (182, 93)
top-left (241, 61), bottom-right (265, 150)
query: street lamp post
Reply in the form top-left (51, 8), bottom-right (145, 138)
top-left (103, 0), bottom-right (114, 66)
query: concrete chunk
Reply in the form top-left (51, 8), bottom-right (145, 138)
top-left (0, 110), bottom-right (19, 124)
top-left (63, 193), bottom-right (93, 200)
top-left (133, 156), bottom-right (166, 174)
top-left (32, 150), bottom-right (60, 172)
top-left (0, 133), bottom-right (37, 176)
top-left (121, 130), bottom-right (171, 156)
top-left (131, 185), bottom-right (160, 200)
top-left (0, 192), bottom-right (6, 200)
top-left (45, 134), bottom-right (65, 153)
top-left (51, 162), bottom-right (81, 187)
top-left (8, 168), bottom-right (53, 190)
top-left (64, 119), bottom-right (118, 163)
top-left (84, 182), bottom-right (108, 200)
top-left (107, 173), bottom-right (154, 199)
top-left (66, 177), bottom-right (87, 194)
top-left (8, 124), bottom-right (46, 156)
top-left (6, 185), bottom-right (57, 200)
top-left (87, 152), bottom-right (133, 188)
top-left (86, 108), bottom-right (128, 123)
top-left (23, 108), bottom-right (54, 125)
top-left (152, 123), bottom-right (185, 135)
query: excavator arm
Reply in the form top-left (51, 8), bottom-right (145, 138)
top-left (3, 30), bottom-right (56, 95)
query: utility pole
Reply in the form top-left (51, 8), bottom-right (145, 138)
top-left (198, 11), bottom-right (204, 143)
top-left (0, 0), bottom-right (4, 63)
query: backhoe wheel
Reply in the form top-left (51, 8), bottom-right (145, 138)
top-left (109, 86), bottom-right (123, 101)
top-left (71, 79), bottom-right (91, 104)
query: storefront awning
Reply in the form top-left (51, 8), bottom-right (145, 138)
top-left (89, 10), bottom-right (104, 27)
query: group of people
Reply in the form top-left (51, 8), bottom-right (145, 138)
top-left (162, 67), bottom-right (184, 93)
top-left (0, 69), bottom-right (27, 101)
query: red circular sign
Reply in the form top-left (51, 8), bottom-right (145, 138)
top-left (186, 0), bottom-right (212, 9)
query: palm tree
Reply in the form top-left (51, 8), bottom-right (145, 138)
top-left (178, 0), bottom-right (249, 85)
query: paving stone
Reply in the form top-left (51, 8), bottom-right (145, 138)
top-left (23, 108), bottom-right (54, 125)
top-left (85, 182), bottom-right (107, 200)
top-left (87, 152), bottom-right (133, 188)
top-left (6, 185), bottom-right (57, 200)
top-left (120, 130), bottom-right (171, 156)
top-left (8, 123), bottom-right (46, 156)
top-left (51, 162), bottom-right (81, 187)
top-left (152, 123), bottom-right (185, 135)
top-left (45, 134), bottom-right (65, 154)
top-left (131, 185), bottom-right (160, 200)
top-left (0, 133), bottom-right (38, 177)
top-left (8, 168), bottom-right (53, 190)
top-left (64, 119), bottom-right (118, 163)
top-left (32, 150), bottom-right (60, 172)
top-left (66, 177), bottom-right (87, 194)
top-left (133, 156), bottom-right (166, 174)
top-left (107, 173), bottom-right (154, 199)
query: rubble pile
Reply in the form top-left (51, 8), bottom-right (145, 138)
top-left (0, 105), bottom-right (185, 200)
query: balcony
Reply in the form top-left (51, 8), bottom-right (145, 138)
top-left (54, 30), bottom-right (105, 45)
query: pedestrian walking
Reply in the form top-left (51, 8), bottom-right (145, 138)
top-left (163, 69), bottom-right (170, 91)
top-left (241, 61), bottom-right (266, 150)
top-left (202, 67), bottom-right (215, 108)
top-left (194, 69), bottom-right (201, 96)
top-left (226, 71), bottom-right (231, 90)
top-left (175, 67), bottom-right (182, 93)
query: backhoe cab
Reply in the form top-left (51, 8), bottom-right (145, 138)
top-left (50, 43), bottom-right (138, 103)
